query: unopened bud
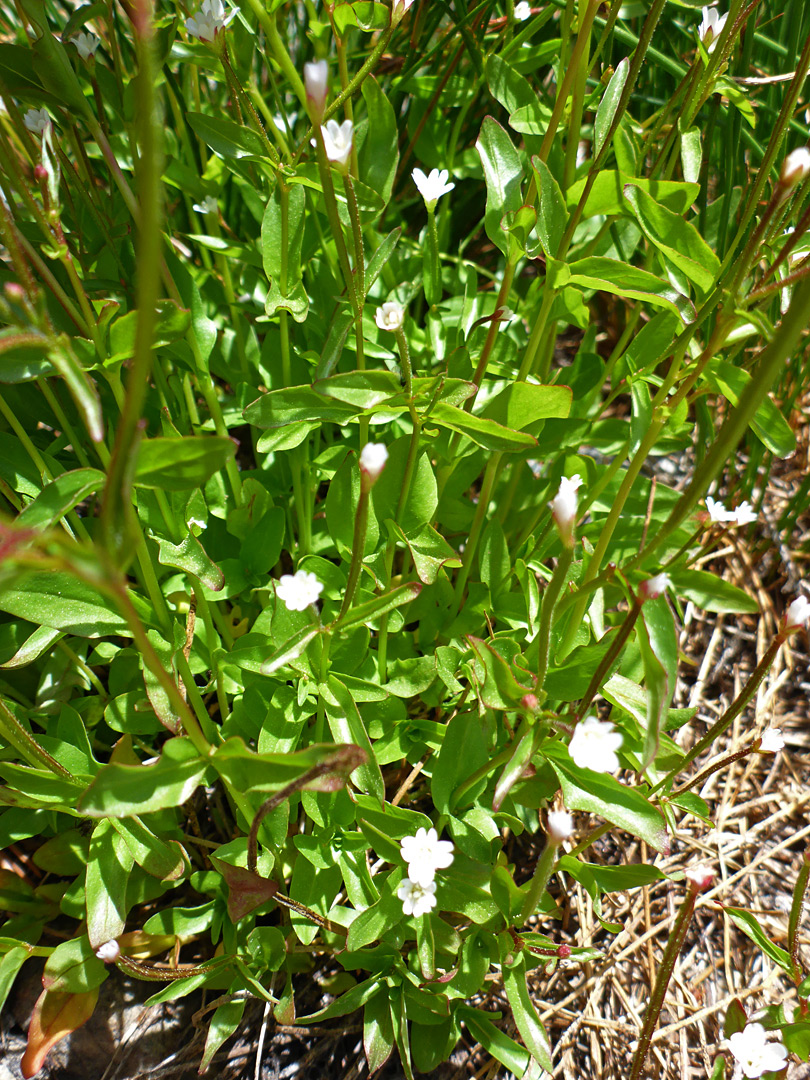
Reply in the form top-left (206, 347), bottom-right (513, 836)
top-left (359, 442), bottom-right (389, 487)
top-left (4, 282), bottom-right (25, 301)
top-left (95, 940), bottom-right (121, 963)
top-left (303, 59), bottom-right (328, 122)
top-left (640, 572), bottom-right (671, 601)
top-left (391, 0), bottom-right (415, 26)
top-left (685, 864), bottom-right (714, 892)
top-left (34, 163), bottom-right (48, 181)
top-left (779, 148), bottom-right (810, 196)
top-left (521, 693), bottom-right (539, 712)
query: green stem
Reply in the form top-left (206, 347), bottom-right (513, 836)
top-left (519, 835), bottom-right (563, 924)
top-left (453, 455), bottom-right (500, 608)
top-left (789, 849), bottom-right (810, 983)
top-left (576, 596), bottom-right (643, 718)
top-left (337, 485), bottom-right (370, 621)
top-left (0, 696), bottom-right (76, 779)
top-left (343, 172), bottom-right (365, 304)
top-left (535, 547), bottom-right (573, 693)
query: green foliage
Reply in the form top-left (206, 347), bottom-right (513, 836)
top-left (0, 0), bottom-right (807, 1076)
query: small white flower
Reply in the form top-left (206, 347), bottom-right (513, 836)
top-left (187, 515), bottom-right (207, 531)
top-left (727, 1022), bottom-right (788, 1079)
top-left (547, 810), bottom-right (574, 842)
top-left (549, 474), bottom-right (582, 544)
top-left (24, 108), bottom-right (51, 136)
top-left (276, 570), bottom-right (323, 611)
top-left (321, 118), bottom-right (353, 167)
top-left (359, 442), bottom-right (389, 480)
top-left (641, 572), bottom-right (671, 600)
top-left (732, 500), bottom-right (757, 526)
top-left (400, 827), bottom-right (454, 887)
top-left (185, 0), bottom-right (236, 42)
top-left (72, 31), bottom-right (99, 61)
top-left (780, 147), bottom-right (810, 190)
top-left (514, 1), bottom-right (532, 19)
top-left (759, 727), bottom-right (785, 753)
top-left (412, 167), bottom-right (455, 210)
top-left (304, 60), bottom-right (328, 117)
top-left (568, 716), bottom-right (623, 773)
top-left (684, 863), bottom-right (714, 891)
top-left (706, 495), bottom-right (734, 522)
top-left (785, 593), bottom-right (810, 629)
top-left (375, 301), bottom-right (405, 332)
top-left (193, 195), bottom-right (218, 215)
top-left (397, 876), bottom-right (438, 917)
top-left (698, 6), bottom-right (728, 52)
top-left (95, 940), bottom-right (120, 962)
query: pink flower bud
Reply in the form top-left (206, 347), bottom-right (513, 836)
top-left (640, 572), bottom-right (671, 601)
top-left (304, 59), bottom-right (328, 121)
top-left (685, 864), bottom-right (714, 891)
top-left (521, 693), bottom-right (539, 712)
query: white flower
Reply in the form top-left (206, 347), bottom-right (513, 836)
top-left (193, 195), bottom-right (218, 215)
top-left (780, 148), bottom-right (810, 190)
top-left (375, 301), bottom-right (405, 332)
top-left (185, 0), bottom-right (236, 42)
top-left (95, 940), bottom-right (120, 962)
top-left (568, 716), bottom-right (623, 773)
top-left (412, 167), bottom-right (455, 210)
top-left (684, 863), bottom-right (714, 891)
top-left (759, 727), bottom-right (785, 753)
top-left (400, 827), bottom-right (454, 887)
top-left (706, 495), bottom-right (734, 522)
top-left (321, 119), bottom-right (353, 167)
top-left (514, 1), bottom-right (532, 19)
top-left (276, 570), bottom-right (323, 611)
top-left (24, 108), bottom-right (51, 136)
top-left (641, 572), bottom-right (671, 600)
top-left (698, 6), bottom-right (728, 51)
top-left (547, 810), bottom-right (574, 841)
top-left (359, 442), bottom-right (388, 480)
top-left (397, 876), bottom-right (438, 917)
top-left (304, 60), bottom-right (328, 118)
top-left (727, 1023), bottom-right (788, 1079)
top-left (732, 501), bottom-right (757, 526)
top-left (549, 474), bottom-right (582, 544)
top-left (785, 593), bottom-right (810, 629)
top-left (72, 31), bottom-right (99, 61)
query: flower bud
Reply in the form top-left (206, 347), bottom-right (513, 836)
top-left (391, 0), bottom-right (415, 27)
top-left (783, 593), bottom-right (810, 631)
top-left (304, 59), bottom-right (328, 122)
top-left (685, 864), bottom-right (714, 892)
top-left (95, 940), bottom-right (121, 963)
top-left (547, 810), bottom-right (574, 842)
top-left (34, 163), bottom-right (48, 182)
top-left (779, 148), bottom-right (810, 195)
top-left (640, 572), bottom-right (671, 601)
top-left (521, 693), bottom-right (539, 713)
top-left (549, 475), bottom-right (582, 548)
top-left (359, 442), bottom-right (388, 487)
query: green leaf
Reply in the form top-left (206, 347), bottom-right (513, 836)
top-left (364, 991), bottom-right (395, 1074)
top-left (17, 468), bottom-right (104, 530)
top-left (705, 360), bottom-right (796, 457)
top-left (669, 569), bottom-right (758, 614)
top-left (211, 738), bottom-right (367, 797)
top-left (476, 117), bottom-right (524, 256)
top-left (47, 340), bottom-right (103, 443)
top-left (336, 582), bottom-right (422, 631)
top-left (186, 111), bottom-right (267, 159)
top-left (0, 946), bottom-right (28, 1015)
top-left (244, 385), bottom-right (360, 428)
top-left (42, 936), bottom-right (107, 994)
top-left (262, 624), bottom-right (320, 675)
top-left (85, 819), bottom-right (134, 949)
top-left (567, 256), bottom-right (695, 323)
top-left (479, 381), bottom-right (572, 433)
top-left (154, 530), bottom-right (224, 592)
top-left (387, 522), bottom-right (462, 584)
top-left (502, 953), bottom-right (553, 1071)
top-left (333, 1), bottom-right (389, 33)
top-left (458, 1007), bottom-right (530, 1075)
top-left (108, 301), bottom-right (192, 361)
top-left (313, 370), bottom-right (401, 409)
top-left (723, 907), bottom-right (793, 974)
top-left (568, 171), bottom-right (700, 218)
top-left (200, 997), bottom-right (246, 1072)
top-left (365, 228), bottom-right (401, 300)
top-left (430, 402), bottom-right (536, 451)
top-left (530, 157), bottom-right (567, 259)
top-left (78, 738), bottom-right (208, 817)
top-left (0, 571), bottom-right (131, 638)
top-left (680, 126), bottom-right (702, 184)
top-left (371, 438), bottom-right (437, 535)
top-left (624, 184), bottom-right (720, 296)
top-left (467, 636), bottom-right (534, 710)
top-left (594, 57), bottom-right (630, 158)
top-left (135, 436), bottom-right (236, 492)
top-left (346, 872), bottom-right (404, 952)
top-left (638, 595), bottom-right (677, 771)
top-left (262, 180), bottom-right (306, 286)
top-left (358, 76), bottom-right (398, 210)
top-left (110, 817), bottom-right (188, 880)
top-left (322, 677), bottom-right (385, 804)
top-left (545, 743), bottom-right (669, 852)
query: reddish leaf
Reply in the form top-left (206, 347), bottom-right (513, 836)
top-left (211, 858), bottom-right (278, 923)
top-left (21, 986), bottom-right (99, 1078)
